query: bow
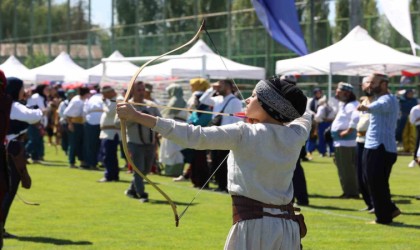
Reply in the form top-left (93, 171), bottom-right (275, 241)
top-left (120, 20), bottom-right (206, 227)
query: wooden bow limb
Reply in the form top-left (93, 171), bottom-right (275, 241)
top-left (121, 20), bottom-right (206, 227)
top-left (120, 101), bottom-right (247, 119)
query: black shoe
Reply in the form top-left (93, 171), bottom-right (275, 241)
top-left (3, 230), bottom-right (17, 239)
top-left (124, 190), bottom-right (140, 199)
top-left (296, 201), bottom-right (309, 206)
top-left (392, 208), bottom-right (401, 219)
top-left (359, 207), bottom-right (373, 212)
top-left (139, 193), bottom-right (149, 203)
top-left (214, 188), bottom-right (228, 193)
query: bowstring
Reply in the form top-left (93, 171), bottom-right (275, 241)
top-left (178, 153), bottom-right (229, 220)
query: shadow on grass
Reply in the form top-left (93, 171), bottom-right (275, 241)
top-left (16, 236), bottom-right (92, 245)
top-left (38, 161), bottom-right (69, 167)
top-left (308, 193), bottom-right (360, 200)
top-left (393, 199), bottom-right (412, 205)
top-left (149, 200), bottom-right (196, 206)
top-left (389, 222), bottom-right (420, 229)
top-left (392, 194), bottom-right (420, 200)
top-left (305, 204), bottom-right (357, 212)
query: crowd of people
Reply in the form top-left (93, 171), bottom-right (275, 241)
top-left (1, 68), bottom-right (419, 249)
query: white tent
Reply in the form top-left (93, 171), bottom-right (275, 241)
top-left (30, 51), bottom-right (86, 83)
top-left (141, 39), bottom-right (266, 80)
top-left (0, 55), bottom-right (35, 82)
top-left (276, 26), bottom-right (420, 76)
top-left (85, 50), bottom-right (140, 83)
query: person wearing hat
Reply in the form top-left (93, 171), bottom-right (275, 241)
top-left (144, 83), bottom-right (161, 106)
top-left (57, 89), bottom-right (77, 154)
top-left (3, 77), bottom-right (42, 240)
top-left (357, 73), bottom-right (400, 224)
top-left (117, 76), bottom-right (310, 249)
top-left (330, 82), bottom-right (360, 199)
top-left (97, 86), bottom-right (122, 182)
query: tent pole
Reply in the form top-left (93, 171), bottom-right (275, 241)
top-left (328, 66), bottom-right (332, 101)
top-left (201, 55), bottom-right (207, 79)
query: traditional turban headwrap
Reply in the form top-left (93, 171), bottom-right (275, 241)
top-left (255, 78), bottom-right (307, 123)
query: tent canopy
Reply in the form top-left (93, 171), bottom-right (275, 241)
top-left (141, 39), bottom-right (266, 80)
top-left (276, 26), bottom-right (420, 76)
top-left (0, 55), bottom-right (35, 82)
top-left (30, 52), bottom-right (86, 83)
top-left (85, 50), bottom-right (140, 83)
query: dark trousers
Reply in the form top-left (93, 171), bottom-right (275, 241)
top-left (25, 124), bottom-right (44, 160)
top-left (414, 125), bottom-right (420, 160)
top-left (191, 150), bottom-right (210, 188)
top-left (0, 145), bottom-right (8, 225)
top-left (1, 153), bottom-right (21, 227)
top-left (363, 144), bottom-right (398, 223)
top-left (211, 150), bottom-right (229, 191)
top-left (317, 122), bottom-right (334, 155)
top-left (68, 123), bottom-right (84, 165)
top-left (60, 123), bottom-right (69, 154)
top-left (293, 157), bottom-right (309, 205)
top-left (357, 142), bottom-right (372, 209)
top-left (83, 123), bottom-right (101, 167)
top-left (100, 135), bottom-right (120, 181)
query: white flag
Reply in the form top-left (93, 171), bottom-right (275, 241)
top-left (380, 0), bottom-right (420, 55)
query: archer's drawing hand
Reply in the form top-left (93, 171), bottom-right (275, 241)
top-left (117, 103), bottom-right (138, 121)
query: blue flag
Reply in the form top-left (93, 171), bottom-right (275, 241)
top-left (252, 0), bottom-right (308, 56)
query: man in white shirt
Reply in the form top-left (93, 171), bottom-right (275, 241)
top-left (82, 86), bottom-right (103, 169)
top-left (331, 82), bottom-right (359, 199)
top-left (98, 86), bottom-right (121, 182)
top-left (199, 79), bottom-right (243, 192)
top-left (63, 87), bottom-right (90, 168)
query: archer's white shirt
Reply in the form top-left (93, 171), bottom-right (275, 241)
top-left (153, 112), bottom-right (311, 205)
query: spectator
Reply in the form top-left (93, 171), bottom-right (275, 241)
top-left (314, 97), bottom-right (336, 157)
top-left (396, 89), bottom-right (417, 152)
top-left (116, 81), bottom-right (161, 203)
top-left (159, 83), bottom-right (189, 176)
top-left (306, 88), bottom-right (324, 157)
top-left (63, 87), bottom-right (90, 168)
top-left (357, 73), bottom-right (401, 224)
top-left (82, 85), bottom-right (103, 169)
top-left (409, 102), bottom-right (420, 167)
top-left (355, 77), bottom-right (374, 212)
top-left (199, 79), bottom-right (243, 192)
top-left (331, 82), bottom-right (359, 199)
top-left (26, 84), bottom-right (50, 163)
top-left (98, 86), bottom-right (122, 182)
top-left (57, 89), bottom-right (76, 154)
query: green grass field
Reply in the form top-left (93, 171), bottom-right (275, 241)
top-left (3, 145), bottom-right (420, 249)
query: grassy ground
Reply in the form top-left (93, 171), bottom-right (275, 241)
top-left (3, 145), bottom-right (420, 249)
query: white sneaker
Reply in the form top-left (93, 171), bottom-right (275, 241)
top-left (173, 175), bottom-right (186, 182)
top-left (408, 160), bottom-right (417, 168)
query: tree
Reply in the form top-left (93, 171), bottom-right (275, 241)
top-left (334, 0), bottom-right (349, 42)
top-left (301, 0), bottom-right (331, 51)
